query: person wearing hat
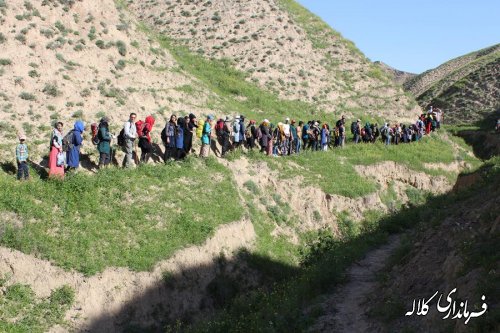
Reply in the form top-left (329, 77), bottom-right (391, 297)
top-left (200, 114), bottom-right (214, 157)
top-left (15, 134), bottom-right (29, 180)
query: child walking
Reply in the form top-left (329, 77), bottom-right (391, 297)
top-left (16, 134), bottom-right (29, 180)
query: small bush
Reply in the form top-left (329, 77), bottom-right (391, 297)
top-left (116, 40), bottom-right (127, 56)
top-left (243, 180), bottom-right (260, 195)
top-left (42, 83), bottom-right (61, 97)
top-left (72, 110), bottom-right (83, 118)
top-left (0, 58), bottom-right (11, 66)
top-left (80, 88), bottom-right (91, 98)
top-left (95, 40), bottom-right (105, 49)
top-left (15, 34), bottom-right (27, 44)
top-left (0, 32), bottom-right (6, 44)
top-left (28, 69), bottom-right (40, 78)
top-left (19, 92), bottom-right (36, 101)
top-left (115, 59), bottom-right (126, 70)
top-left (87, 26), bottom-right (96, 41)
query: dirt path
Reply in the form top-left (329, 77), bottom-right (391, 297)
top-left (309, 234), bottom-right (401, 333)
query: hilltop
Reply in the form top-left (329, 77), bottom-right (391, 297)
top-left (404, 44), bottom-right (500, 124)
top-left (374, 61), bottom-right (416, 86)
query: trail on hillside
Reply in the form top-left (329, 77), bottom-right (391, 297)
top-left (308, 234), bottom-right (401, 333)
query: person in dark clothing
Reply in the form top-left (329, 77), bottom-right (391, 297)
top-left (259, 120), bottom-right (271, 154)
top-left (222, 116), bottom-right (232, 157)
top-left (184, 113), bottom-right (197, 155)
top-left (97, 118), bottom-right (112, 168)
top-left (246, 120), bottom-right (257, 150)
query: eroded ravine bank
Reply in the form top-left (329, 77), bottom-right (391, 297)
top-left (0, 153), bottom-right (467, 331)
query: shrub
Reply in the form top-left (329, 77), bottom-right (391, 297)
top-left (95, 40), bottom-right (105, 49)
top-left (116, 40), bottom-right (127, 56)
top-left (0, 32), bottom-right (6, 43)
top-left (42, 83), bottom-right (61, 97)
top-left (28, 69), bottom-right (40, 78)
top-left (87, 26), bottom-right (96, 40)
top-left (19, 92), bottom-right (36, 101)
top-left (15, 34), bottom-right (26, 44)
top-left (115, 59), bottom-right (126, 70)
top-left (72, 110), bottom-right (83, 118)
top-left (0, 58), bottom-right (11, 65)
top-left (80, 88), bottom-right (91, 98)
top-left (40, 28), bottom-right (55, 38)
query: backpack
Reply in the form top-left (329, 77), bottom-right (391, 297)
top-left (160, 126), bottom-right (167, 144)
top-left (117, 128), bottom-right (125, 147)
top-left (135, 120), bottom-right (145, 138)
top-left (196, 119), bottom-right (205, 138)
top-left (215, 119), bottom-right (224, 136)
top-left (350, 122), bottom-right (357, 135)
top-left (91, 123), bottom-right (100, 145)
top-left (62, 130), bottom-right (75, 152)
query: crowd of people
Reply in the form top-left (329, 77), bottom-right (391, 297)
top-left (14, 108), bottom-right (443, 180)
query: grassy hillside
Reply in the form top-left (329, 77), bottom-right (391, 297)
top-left (0, 158), bottom-right (241, 275)
top-left (0, 0), bottom-right (488, 331)
top-left (127, 0), bottom-right (419, 120)
top-left (404, 44), bottom-right (500, 124)
top-left (0, 128), bottom-right (481, 331)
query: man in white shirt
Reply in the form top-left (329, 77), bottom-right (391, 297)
top-left (123, 113), bottom-right (137, 168)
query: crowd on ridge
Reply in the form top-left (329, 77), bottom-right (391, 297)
top-left (14, 108), bottom-right (443, 180)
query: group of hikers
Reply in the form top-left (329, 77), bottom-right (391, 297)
top-left (14, 107), bottom-right (443, 180)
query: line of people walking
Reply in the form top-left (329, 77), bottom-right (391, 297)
top-left (14, 109), bottom-right (441, 180)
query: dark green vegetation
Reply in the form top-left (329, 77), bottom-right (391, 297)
top-left (0, 158), bottom-right (241, 275)
top-left (404, 44), bottom-right (499, 124)
top-left (186, 155), bottom-right (498, 333)
top-left (0, 281), bottom-right (74, 333)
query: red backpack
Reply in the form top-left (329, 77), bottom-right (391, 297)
top-left (91, 123), bottom-right (99, 145)
top-left (135, 120), bottom-right (145, 138)
top-left (215, 119), bottom-right (224, 136)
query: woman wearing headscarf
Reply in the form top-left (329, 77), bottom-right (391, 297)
top-left (164, 114), bottom-right (177, 161)
top-left (97, 118), bottom-right (112, 168)
top-left (66, 120), bottom-right (84, 170)
top-left (139, 115), bottom-right (155, 164)
top-left (321, 123), bottom-right (329, 151)
top-left (48, 121), bottom-right (65, 178)
top-left (176, 117), bottom-right (185, 160)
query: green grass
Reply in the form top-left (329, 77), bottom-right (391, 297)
top-left (187, 157), bottom-right (498, 332)
top-left (243, 132), bottom-right (459, 198)
top-left (0, 158), bottom-right (242, 275)
top-left (0, 281), bottom-right (74, 333)
top-left (133, 23), bottom-right (337, 124)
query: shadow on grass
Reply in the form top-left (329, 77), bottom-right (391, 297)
top-left (456, 109), bottom-right (500, 160)
top-left (84, 163), bottom-right (496, 333)
top-left (82, 250), bottom-right (299, 333)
